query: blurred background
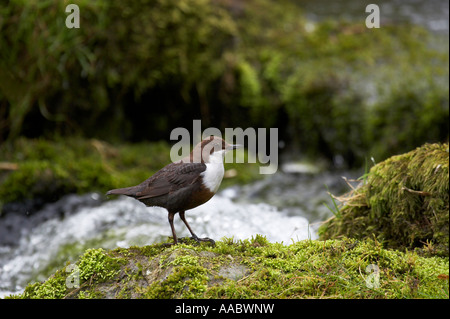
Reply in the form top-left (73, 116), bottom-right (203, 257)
top-left (0, 0), bottom-right (448, 297)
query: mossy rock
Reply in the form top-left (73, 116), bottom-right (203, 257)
top-left (8, 236), bottom-right (449, 299)
top-left (319, 143), bottom-right (449, 257)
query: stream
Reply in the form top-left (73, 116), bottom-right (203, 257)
top-left (0, 168), bottom-right (359, 297)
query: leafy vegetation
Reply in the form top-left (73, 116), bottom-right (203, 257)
top-left (0, 0), bottom-right (448, 167)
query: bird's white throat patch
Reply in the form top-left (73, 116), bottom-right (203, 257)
top-left (201, 150), bottom-right (225, 193)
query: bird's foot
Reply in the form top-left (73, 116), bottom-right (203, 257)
top-left (179, 235), bottom-right (215, 246)
top-left (161, 242), bottom-right (175, 248)
top-left (159, 236), bottom-right (178, 247)
top-left (198, 237), bottom-right (215, 245)
top-left (191, 235), bottom-right (215, 246)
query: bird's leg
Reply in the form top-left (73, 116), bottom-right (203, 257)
top-left (167, 211), bottom-right (178, 245)
top-left (179, 211), bottom-right (215, 245)
top-left (179, 211), bottom-right (198, 239)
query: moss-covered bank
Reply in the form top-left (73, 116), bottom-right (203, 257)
top-left (1, 1), bottom-right (448, 166)
top-left (319, 143), bottom-right (449, 257)
top-left (8, 236), bottom-right (448, 299)
top-left (0, 137), bottom-right (260, 211)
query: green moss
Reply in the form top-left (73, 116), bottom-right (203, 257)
top-left (319, 143), bottom-right (449, 257)
top-left (20, 269), bottom-right (68, 299)
top-left (143, 265), bottom-right (210, 299)
top-left (78, 289), bottom-right (105, 299)
top-left (0, 138), bottom-right (122, 204)
top-left (77, 248), bottom-right (123, 282)
top-left (1, 0), bottom-right (447, 168)
top-left (12, 248), bottom-right (126, 299)
top-left (11, 236), bottom-right (449, 299)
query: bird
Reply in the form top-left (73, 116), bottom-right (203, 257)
top-left (106, 136), bottom-right (240, 245)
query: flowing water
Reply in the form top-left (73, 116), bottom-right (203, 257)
top-left (0, 169), bottom-right (359, 297)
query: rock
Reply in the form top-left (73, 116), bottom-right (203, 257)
top-left (319, 143), bottom-right (449, 257)
top-left (9, 235), bottom-right (449, 299)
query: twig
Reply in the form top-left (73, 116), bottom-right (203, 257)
top-left (401, 186), bottom-right (432, 196)
top-left (0, 162), bottom-right (18, 170)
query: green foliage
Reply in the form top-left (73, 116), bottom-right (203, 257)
top-left (0, 138), bottom-right (129, 204)
top-left (319, 143), bottom-right (449, 257)
top-left (0, 0), bottom-right (447, 167)
top-left (0, 138), bottom-right (109, 203)
top-left (0, 0), bottom-right (237, 140)
top-left (368, 79), bottom-right (449, 161)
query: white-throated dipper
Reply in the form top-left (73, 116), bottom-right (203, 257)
top-left (106, 136), bottom-right (240, 245)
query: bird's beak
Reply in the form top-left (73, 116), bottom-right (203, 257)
top-left (226, 144), bottom-right (242, 151)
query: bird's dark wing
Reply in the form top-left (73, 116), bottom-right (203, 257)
top-left (135, 162), bottom-right (206, 200)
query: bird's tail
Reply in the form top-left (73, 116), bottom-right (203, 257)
top-left (106, 186), bottom-right (138, 197)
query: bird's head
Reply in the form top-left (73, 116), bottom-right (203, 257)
top-left (187, 136), bottom-right (241, 163)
